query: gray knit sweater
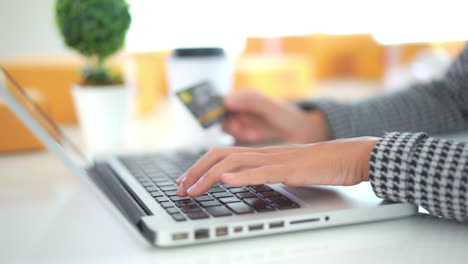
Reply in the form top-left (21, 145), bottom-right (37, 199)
top-left (301, 44), bottom-right (468, 222)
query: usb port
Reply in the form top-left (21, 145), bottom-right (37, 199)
top-left (248, 224), bottom-right (264, 231)
top-left (216, 227), bottom-right (228, 237)
top-left (234, 226), bottom-right (243, 233)
top-left (194, 229), bottom-right (209, 240)
top-left (269, 221), bottom-right (284, 229)
top-left (172, 233), bottom-right (188, 240)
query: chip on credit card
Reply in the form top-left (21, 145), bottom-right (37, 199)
top-left (176, 81), bottom-right (228, 128)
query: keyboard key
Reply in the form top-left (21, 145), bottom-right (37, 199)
top-left (150, 191), bottom-right (163, 197)
top-left (147, 174), bottom-right (168, 179)
top-left (186, 211), bottom-right (209, 220)
top-left (166, 207), bottom-right (181, 214)
top-left (171, 213), bottom-right (187, 221)
top-left (169, 196), bottom-right (191, 202)
top-left (194, 195), bottom-right (213, 202)
top-left (141, 181), bottom-right (153, 187)
top-left (208, 187), bottom-right (225, 193)
top-left (236, 192), bottom-right (257, 199)
top-left (205, 206), bottom-right (232, 217)
top-left (220, 183), bottom-right (234, 188)
top-left (258, 191), bottom-right (282, 198)
top-left (164, 190), bottom-right (178, 196)
top-left (134, 175), bottom-right (146, 181)
top-left (243, 198), bottom-right (274, 212)
top-left (174, 200), bottom-right (196, 207)
top-left (212, 192), bottom-right (233, 198)
top-left (156, 181), bottom-right (174, 187)
top-left (267, 196), bottom-right (300, 209)
top-left (167, 174), bottom-right (182, 179)
top-left (265, 196), bottom-right (291, 204)
top-left (249, 185), bottom-right (272, 192)
top-left (199, 200), bottom-right (221, 207)
top-left (160, 201), bottom-right (174, 208)
top-left (148, 175), bottom-right (167, 180)
top-left (156, 197), bottom-right (168, 203)
top-left (160, 185), bottom-right (178, 191)
top-left (181, 204), bottom-right (202, 213)
top-left (145, 186), bottom-right (159, 192)
top-left (276, 202), bottom-right (300, 210)
top-left (226, 202), bottom-right (254, 214)
top-left (219, 197), bottom-right (240, 204)
top-left (229, 187), bottom-right (249, 193)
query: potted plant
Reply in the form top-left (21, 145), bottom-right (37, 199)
top-left (55, 0), bottom-right (131, 153)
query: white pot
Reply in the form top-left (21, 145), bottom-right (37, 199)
top-left (72, 84), bottom-right (129, 154)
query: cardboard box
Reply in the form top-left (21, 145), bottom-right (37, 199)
top-left (234, 55), bottom-right (314, 100)
top-left (0, 90), bottom-right (51, 153)
top-left (244, 34), bottom-right (386, 80)
top-left (1, 55), bottom-right (124, 123)
top-left (303, 34), bottom-right (386, 80)
top-left (128, 51), bottom-right (169, 115)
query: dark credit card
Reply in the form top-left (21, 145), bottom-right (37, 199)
top-left (176, 81), bottom-right (227, 128)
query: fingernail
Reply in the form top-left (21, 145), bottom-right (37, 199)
top-left (176, 185), bottom-right (186, 196)
top-left (187, 184), bottom-right (198, 195)
top-left (176, 174), bottom-right (185, 184)
top-left (222, 173), bottom-right (235, 182)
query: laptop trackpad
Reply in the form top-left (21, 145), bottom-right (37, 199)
top-left (277, 183), bottom-right (384, 210)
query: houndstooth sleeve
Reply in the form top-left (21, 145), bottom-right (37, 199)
top-left (369, 132), bottom-right (468, 222)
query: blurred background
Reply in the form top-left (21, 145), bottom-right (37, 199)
top-left (1, 0), bottom-right (467, 152)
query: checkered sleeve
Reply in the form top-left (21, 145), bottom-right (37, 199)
top-left (369, 132), bottom-right (468, 222)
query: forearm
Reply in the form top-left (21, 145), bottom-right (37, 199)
top-left (298, 44), bottom-right (468, 139)
top-left (300, 80), bottom-right (468, 139)
top-left (369, 132), bottom-right (468, 222)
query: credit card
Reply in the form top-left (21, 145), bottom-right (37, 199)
top-left (176, 81), bottom-right (227, 128)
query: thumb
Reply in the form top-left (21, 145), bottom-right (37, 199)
top-left (224, 90), bottom-right (281, 119)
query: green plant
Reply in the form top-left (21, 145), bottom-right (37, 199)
top-left (55, 0), bottom-right (131, 85)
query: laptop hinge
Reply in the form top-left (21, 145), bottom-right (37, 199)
top-left (87, 162), bottom-right (150, 233)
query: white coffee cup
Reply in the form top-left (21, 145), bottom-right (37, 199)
top-left (166, 47), bottom-right (234, 149)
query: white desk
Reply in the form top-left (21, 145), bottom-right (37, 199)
top-left (2, 81), bottom-right (468, 263)
top-left (1, 151), bottom-right (468, 264)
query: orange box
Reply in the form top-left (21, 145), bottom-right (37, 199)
top-left (128, 51), bottom-right (170, 115)
top-left (234, 55), bottom-right (314, 100)
top-left (302, 34), bottom-right (386, 80)
top-left (1, 55), bottom-right (125, 123)
top-left (2, 57), bottom-right (82, 123)
top-left (0, 90), bottom-right (51, 153)
top-left (244, 37), bottom-right (265, 54)
top-left (244, 34), bottom-right (386, 80)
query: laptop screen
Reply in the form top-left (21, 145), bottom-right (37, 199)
top-left (0, 66), bottom-right (87, 164)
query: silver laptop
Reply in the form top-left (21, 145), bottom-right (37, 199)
top-left (0, 66), bottom-right (417, 247)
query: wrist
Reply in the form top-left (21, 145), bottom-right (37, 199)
top-left (302, 111), bottom-right (331, 143)
top-left (359, 137), bottom-right (380, 182)
top-left (284, 110), bottom-right (331, 143)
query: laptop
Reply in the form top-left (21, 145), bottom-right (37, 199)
top-left (0, 66), bottom-right (417, 247)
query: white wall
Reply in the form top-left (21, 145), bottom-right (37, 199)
top-left (0, 0), bottom-right (74, 58)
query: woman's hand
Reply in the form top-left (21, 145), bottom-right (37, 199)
top-left (176, 137), bottom-right (380, 197)
top-left (222, 90), bottom-right (331, 144)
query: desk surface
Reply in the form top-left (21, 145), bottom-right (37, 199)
top-left (2, 151), bottom-right (468, 264)
top-left (2, 81), bottom-right (468, 264)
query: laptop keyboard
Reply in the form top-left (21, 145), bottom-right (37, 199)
top-left (119, 152), bottom-right (300, 222)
